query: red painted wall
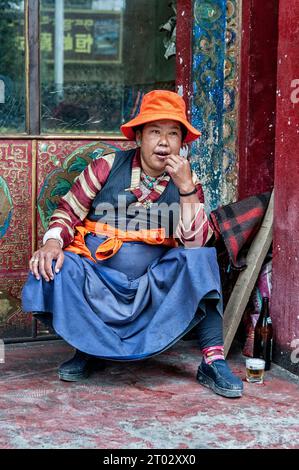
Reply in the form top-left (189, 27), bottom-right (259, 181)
top-left (238, 0), bottom-right (279, 199)
top-left (271, 0), bottom-right (299, 374)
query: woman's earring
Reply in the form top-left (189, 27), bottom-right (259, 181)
top-left (136, 140), bottom-right (141, 147)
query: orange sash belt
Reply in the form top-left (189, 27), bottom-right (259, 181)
top-left (65, 219), bottom-right (178, 262)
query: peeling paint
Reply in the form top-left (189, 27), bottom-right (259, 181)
top-left (177, 85), bottom-right (183, 97)
top-left (191, 0), bottom-right (240, 210)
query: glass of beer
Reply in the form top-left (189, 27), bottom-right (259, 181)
top-left (245, 358), bottom-right (265, 383)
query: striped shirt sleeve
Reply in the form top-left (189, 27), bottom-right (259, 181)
top-left (45, 153), bottom-right (116, 248)
top-left (175, 171), bottom-right (214, 247)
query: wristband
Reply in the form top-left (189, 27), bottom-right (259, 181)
top-left (179, 187), bottom-right (197, 197)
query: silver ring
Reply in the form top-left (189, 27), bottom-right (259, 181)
top-left (31, 258), bottom-right (39, 263)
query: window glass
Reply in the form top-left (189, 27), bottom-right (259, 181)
top-left (40, 0), bottom-right (176, 134)
top-left (0, 1), bottom-right (25, 133)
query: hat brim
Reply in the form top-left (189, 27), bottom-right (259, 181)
top-left (120, 112), bottom-right (201, 143)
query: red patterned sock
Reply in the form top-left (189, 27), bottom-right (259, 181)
top-left (202, 345), bottom-right (225, 365)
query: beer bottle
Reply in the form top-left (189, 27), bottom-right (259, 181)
top-left (253, 297), bottom-right (273, 370)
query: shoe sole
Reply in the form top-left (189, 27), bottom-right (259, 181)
top-left (58, 359), bottom-right (106, 382)
top-left (197, 368), bottom-right (243, 398)
top-left (58, 370), bottom-right (90, 382)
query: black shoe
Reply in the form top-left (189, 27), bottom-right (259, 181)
top-left (58, 349), bottom-right (105, 382)
top-left (197, 359), bottom-right (243, 398)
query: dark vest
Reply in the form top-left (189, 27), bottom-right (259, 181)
top-left (88, 149), bottom-right (181, 237)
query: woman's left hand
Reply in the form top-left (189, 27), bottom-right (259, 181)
top-left (165, 154), bottom-right (195, 193)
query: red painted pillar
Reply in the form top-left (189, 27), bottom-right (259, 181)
top-left (271, 0), bottom-right (299, 374)
top-left (238, 0), bottom-right (279, 199)
top-left (176, 0), bottom-right (192, 116)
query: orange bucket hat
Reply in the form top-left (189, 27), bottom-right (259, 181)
top-left (120, 90), bottom-right (201, 143)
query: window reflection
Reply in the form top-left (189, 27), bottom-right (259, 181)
top-left (0, 1), bottom-right (25, 133)
top-left (41, 0), bottom-right (176, 134)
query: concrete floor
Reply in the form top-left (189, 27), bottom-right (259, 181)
top-left (0, 339), bottom-right (298, 449)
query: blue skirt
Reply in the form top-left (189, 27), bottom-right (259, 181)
top-left (22, 234), bottom-right (223, 360)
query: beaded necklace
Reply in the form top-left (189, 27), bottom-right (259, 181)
top-left (140, 171), bottom-right (166, 190)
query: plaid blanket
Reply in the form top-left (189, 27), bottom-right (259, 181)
top-left (209, 192), bottom-right (272, 270)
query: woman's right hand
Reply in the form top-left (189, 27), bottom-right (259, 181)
top-left (29, 239), bottom-right (64, 281)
